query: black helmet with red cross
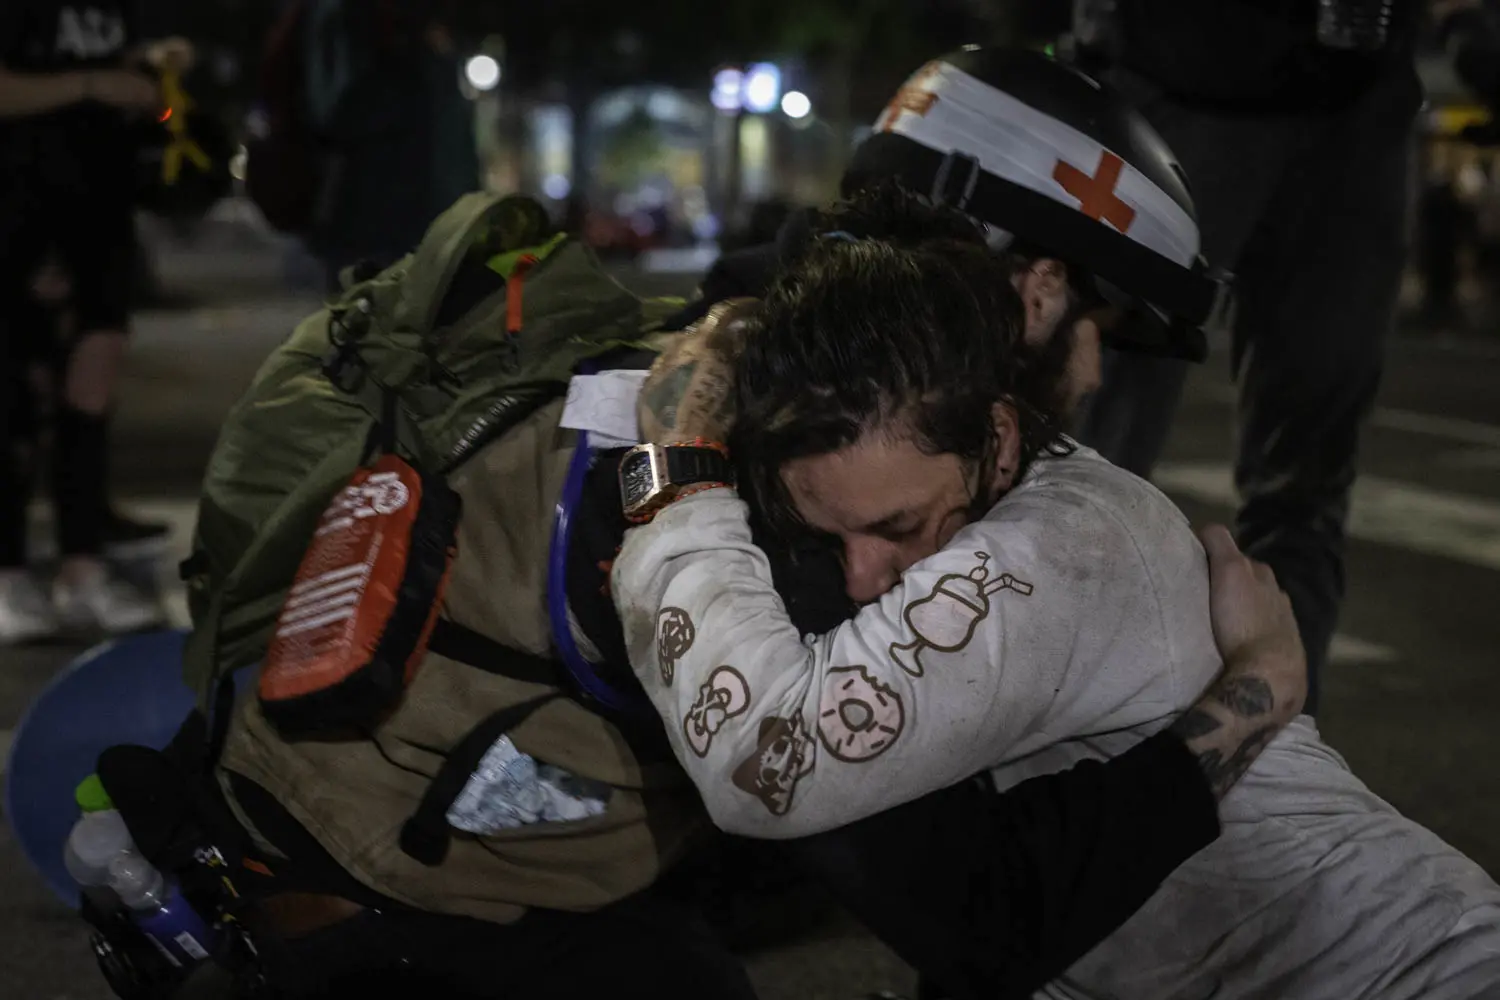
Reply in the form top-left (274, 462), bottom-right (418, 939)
top-left (845, 46), bottom-right (1225, 361)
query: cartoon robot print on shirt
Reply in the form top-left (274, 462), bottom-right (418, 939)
top-left (683, 666), bottom-right (752, 758)
top-left (889, 552), bottom-right (1034, 678)
top-left (732, 714), bottom-right (815, 816)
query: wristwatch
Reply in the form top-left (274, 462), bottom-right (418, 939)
top-left (619, 442), bottom-right (734, 523)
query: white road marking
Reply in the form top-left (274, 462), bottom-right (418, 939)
top-left (116, 499), bottom-right (197, 631)
top-left (1368, 409), bottom-right (1500, 451)
top-left (1327, 634), bottom-right (1400, 665)
top-left (1436, 447), bottom-right (1500, 471)
top-left (1199, 383), bottom-right (1500, 450)
top-left (1153, 461), bottom-right (1500, 573)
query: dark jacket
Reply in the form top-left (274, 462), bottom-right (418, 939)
top-left (0, 0), bottom-right (140, 187)
top-left (304, 1), bottom-right (477, 270)
top-left (1112, 0), bottom-right (1422, 111)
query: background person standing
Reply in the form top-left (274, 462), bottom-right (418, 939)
top-left (296, 0), bottom-right (479, 287)
top-left (1070, 0), bottom-right (1426, 714)
top-left (0, 2), bottom-right (192, 643)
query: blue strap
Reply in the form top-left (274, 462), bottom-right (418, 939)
top-left (546, 368), bottom-right (651, 715)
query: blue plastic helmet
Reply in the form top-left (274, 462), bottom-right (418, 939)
top-left (5, 630), bottom-right (198, 905)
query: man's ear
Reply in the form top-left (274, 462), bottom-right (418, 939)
top-left (990, 400), bottom-right (1023, 492)
top-left (1011, 258), bottom-right (1071, 347)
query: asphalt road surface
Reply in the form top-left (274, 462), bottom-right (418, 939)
top-left (3, 237), bottom-right (1498, 1000)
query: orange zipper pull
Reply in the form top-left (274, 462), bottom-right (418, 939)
top-left (506, 254), bottom-right (538, 334)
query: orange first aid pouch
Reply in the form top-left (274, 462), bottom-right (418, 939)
top-left (259, 453), bottom-right (461, 738)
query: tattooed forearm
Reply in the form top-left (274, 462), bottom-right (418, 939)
top-left (693, 369), bottom-right (736, 431)
top-left (642, 361), bottom-right (698, 430)
top-left (1173, 670), bottom-right (1282, 800)
top-left (1191, 725), bottom-right (1280, 800)
top-left (1169, 707), bottom-right (1223, 741)
top-left (1216, 676), bottom-right (1274, 717)
top-left (641, 356), bottom-right (737, 444)
top-left (639, 300), bottom-right (752, 444)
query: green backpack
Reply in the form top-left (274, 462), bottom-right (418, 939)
top-left (180, 192), bottom-right (681, 725)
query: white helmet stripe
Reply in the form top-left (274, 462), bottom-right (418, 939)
top-left (876, 61), bottom-right (1200, 268)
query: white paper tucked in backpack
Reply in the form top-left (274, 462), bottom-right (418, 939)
top-left (446, 734), bottom-right (611, 834)
top-left (560, 370), bottom-right (651, 449)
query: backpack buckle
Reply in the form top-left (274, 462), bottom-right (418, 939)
top-left (322, 341), bottom-right (367, 394)
top-left (323, 309), bottom-right (369, 394)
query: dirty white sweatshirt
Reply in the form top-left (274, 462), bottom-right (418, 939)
top-left (611, 445), bottom-right (1500, 1000)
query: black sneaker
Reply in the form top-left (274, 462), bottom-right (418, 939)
top-left (102, 508), bottom-right (173, 560)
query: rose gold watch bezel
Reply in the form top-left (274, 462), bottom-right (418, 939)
top-left (621, 443), bottom-right (672, 521)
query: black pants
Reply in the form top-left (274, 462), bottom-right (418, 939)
top-left (1075, 66), bottom-right (1424, 714)
top-left (0, 170), bottom-right (134, 566)
top-left (227, 775), bottom-right (758, 1000)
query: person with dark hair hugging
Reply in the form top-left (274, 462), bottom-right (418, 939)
top-left (611, 186), bottom-right (1500, 1000)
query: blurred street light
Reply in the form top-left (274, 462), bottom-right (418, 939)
top-left (712, 68), bottom-right (743, 113)
top-left (781, 90), bottom-right (811, 120)
top-left (465, 54), bottom-right (501, 92)
top-left (743, 63), bottom-right (781, 114)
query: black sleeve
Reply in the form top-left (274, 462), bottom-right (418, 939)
top-left (1447, 7), bottom-right (1500, 110)
top-left (0, 1), bottom-right (33, 68)
top-left (780, 729), bottom-right (1219, 1000)
top-left (124, 0), bottom-right (142, 46)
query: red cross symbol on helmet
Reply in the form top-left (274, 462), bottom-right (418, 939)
top-left (1052, 150), bottom-right (1137, 234)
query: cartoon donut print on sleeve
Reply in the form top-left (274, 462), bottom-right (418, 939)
top-left (683, 666), bottom-right (752, 758)
top-left (817, 666), bottom-right (905, 762)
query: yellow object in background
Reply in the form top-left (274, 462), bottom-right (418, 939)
top-left (1432, 104), bottom-right (1493, 137)
top-left (158, 69), bottom-right (211, 185)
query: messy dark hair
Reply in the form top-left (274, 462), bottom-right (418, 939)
top-left (733, 183), bottom-right (1075, 536)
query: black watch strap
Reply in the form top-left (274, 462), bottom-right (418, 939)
top-left (664, 446), bottom-right (733, 488)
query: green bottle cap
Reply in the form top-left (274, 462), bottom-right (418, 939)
top-left (75, 774), bottom-right (114, 813)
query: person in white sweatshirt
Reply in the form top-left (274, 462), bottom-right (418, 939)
top-left (609, 188), bottom-right (1500, 1000)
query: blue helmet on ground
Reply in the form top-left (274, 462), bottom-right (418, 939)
top-left (5, 631), bottom-right (198, 905)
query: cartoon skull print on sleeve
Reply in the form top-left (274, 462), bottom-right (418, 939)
top-left (684, 666), bottom-right (752, 757)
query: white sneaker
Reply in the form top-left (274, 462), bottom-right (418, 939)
top-left (54, 565), bottom-right (166, 634)
top-left (0, 570), bottom-right (61, 645)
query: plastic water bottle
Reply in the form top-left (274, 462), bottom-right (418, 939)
top-left (107, 850), bottom-right (219, 969)
top-left (62, 776), bottom-right (218, 970)
top-left (63, 808), bottom-right (133, 912)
